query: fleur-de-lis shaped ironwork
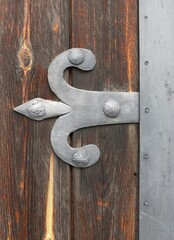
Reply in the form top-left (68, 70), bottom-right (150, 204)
top-left (14, 48), bottom-right (139, 168)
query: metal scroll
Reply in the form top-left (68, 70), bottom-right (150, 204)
top-left (14, 48), bottom-right (139, 168)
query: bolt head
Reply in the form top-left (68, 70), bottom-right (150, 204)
top-left (144, 61), bottom-right (149, 65)
top-left (103, 100), bottom-right (120, 118)
top-left (144, 154), bottom-right (149, 159)
top-left (68, 49), bottom-right (85, 65)
top-left (145, 107), bottom-right (149, 113)
top-left (27, 101), bottom-right (45, 118)
top-left (144, 201), bottom-right (149, 206)
top-left (72, 149), bottom-right (89, 167)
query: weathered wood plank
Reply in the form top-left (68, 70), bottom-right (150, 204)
top-left (0, 1), bottom-right (70, 239)
top-left (71, 0), bottom-right (138, 239)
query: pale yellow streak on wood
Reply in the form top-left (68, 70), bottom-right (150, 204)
top-left (7, 218), bottom-right (12, 240)
top-left (23, 0), bottom-right (31, 42)
top-left (45, 153), bottom-right (55, 240)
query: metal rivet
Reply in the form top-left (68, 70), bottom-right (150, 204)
top-left (103, 100), bottom-right (120, 118)
top-left (144, 154), bottom-right (149, 159)
top-left (145, 107), bottom-right (149, 113)
top-left (144, 201), bottom-right (149, 206)
top-left (72, 149), bottom-right (89, 167)
top-left (144, 61), bottom-right (149, 65)
top-left (27, 101), bottom-right (45, 118)
top-left (68, 49), bottom-right (85, 65)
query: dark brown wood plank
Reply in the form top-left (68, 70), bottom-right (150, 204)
top-left (70, 0), bottom-right (138, 239)
top-left (0, 1), bottom-right (70, 239)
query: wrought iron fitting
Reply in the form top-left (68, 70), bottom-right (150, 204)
top-left (14, 48), bottom-right (139, 168)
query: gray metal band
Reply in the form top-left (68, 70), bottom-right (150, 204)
top-left (140, 1), bottom-right (174, 239)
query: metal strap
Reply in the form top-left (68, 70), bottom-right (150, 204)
top-left (140, 1), bottom-right (174, 239)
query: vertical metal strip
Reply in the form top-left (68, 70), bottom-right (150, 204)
top-left (140, 1), bottom-right (174, 239)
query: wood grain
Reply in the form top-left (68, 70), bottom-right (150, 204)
top-left (70, 0), bottom-right (139, 239)
top-left (0, 0), bottom-right (138, 239)
top-left (0, 1), bottom-right (70, 239)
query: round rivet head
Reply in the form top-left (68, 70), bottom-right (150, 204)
top-left (72, 149), bottom-right (89, 167)
top-left (144, 154), bottom-right (149, 159)
top-left (27, 101), bottom-right (45, 118)
top-left (145, 107), bottom-right (149, 113)
top-left (144, 61), bottom-right (149, 65)
top-left (68, 49), bottom-right (85, 65)
top-left (144, 201), bottom-right (149, 206)
top-left (103, 100), bottom-right (120, 118)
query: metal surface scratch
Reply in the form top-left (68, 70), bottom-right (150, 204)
top-left (140, 211), bottom-right (173, 230)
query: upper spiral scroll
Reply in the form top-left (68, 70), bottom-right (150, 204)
top-left (48, 48), bottom-right (96, 105)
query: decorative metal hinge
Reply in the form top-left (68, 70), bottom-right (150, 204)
top-left (14, 48), bottom-right (139, 168)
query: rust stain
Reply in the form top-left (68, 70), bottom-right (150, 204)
top-left (44, 153), bottom-right (55, 240)
top-left (52, 22), bottom-right (59, 33)
top-left (19, 136), bottom-right (26, 195)
top-left (19, 177), bottom-right (25, 191)
top-left (15, 211), bottom-right (19, 223)
top-left (97, 200), bottom-right (110, 207)
top-left (18, 0), bottom-right (33, 76)
top-left (19, 164), bottom-right (25, 193)
top-left (96, 216), bottom-right (102, 221)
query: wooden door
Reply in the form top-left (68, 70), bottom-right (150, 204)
top-left (0, 0), bottom-right (138, 239)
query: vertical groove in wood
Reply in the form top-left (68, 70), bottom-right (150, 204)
top-left (0, 1), bottom-right (71, 239)
top-left (71, 0), bottom-right (138, 239)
